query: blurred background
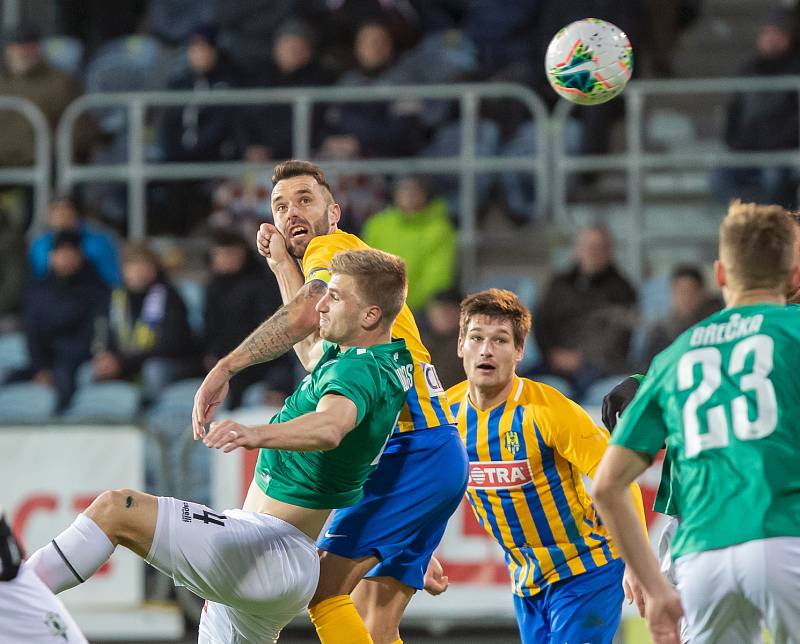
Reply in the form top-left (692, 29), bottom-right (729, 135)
top-left (0, 0), bottom-right (796, 641)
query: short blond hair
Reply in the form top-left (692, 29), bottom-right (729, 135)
top-left (720, 201), bottom-right (796, 291)
top-left (459, 289), bottom-right (532, 349)
top-left (329, 249), bottom-right (407, 326)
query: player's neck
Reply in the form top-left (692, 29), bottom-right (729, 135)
top-left (725, 289), bottom-right (786, 308)
top-left (338, 328), bottom-right (393, 352)
top-left (469, 377), bottom-right (516, 411)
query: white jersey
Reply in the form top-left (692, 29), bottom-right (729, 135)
top-left (0, 561), bottom-right (87, 644)
top-left (147, 497), bottom-right (319, 643)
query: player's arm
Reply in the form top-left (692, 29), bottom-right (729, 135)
top-left (542, 396), bottom-right (648, 533)
top-left (258, 223), bottom-right (325, 370)
top-left (204, 394), bottom-right (359, 452)
top-left (592, 447), bottom-right (681, 610)
top-left (191, 281), bottom-right (325, 438)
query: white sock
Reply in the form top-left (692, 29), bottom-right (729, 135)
top-left (27, 513), bottom-right (115, 593)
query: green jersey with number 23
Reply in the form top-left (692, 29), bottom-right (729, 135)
top-left (612, 303), bottom-right (800, 560)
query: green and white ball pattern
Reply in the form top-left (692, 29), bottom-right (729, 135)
top-left (545, 18), bottom-right (633, 106)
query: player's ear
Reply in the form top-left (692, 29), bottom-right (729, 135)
top-left (327, 201), bottom-right (341, 229)
top-left (363, 304), bottom-right (382, 329)
top-left (457, 334), bottom-right (464, 358)
top-left (787, 264), bottom-right (800, 298)
top-left (714, 259), bottom-right (726, 289)
top-left (514, 339), bottom-right (525, 364)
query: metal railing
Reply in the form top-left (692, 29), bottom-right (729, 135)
top-left (551, 75), bottom-right (800, 276)
top-left (0, 96), bottom-right (51, 231)
top-left (56, 83), bottom-right (549, 288)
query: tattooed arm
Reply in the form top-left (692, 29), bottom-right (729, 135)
top-left (191, 280), bottom-right (325, 438)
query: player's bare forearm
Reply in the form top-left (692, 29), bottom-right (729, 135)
top-left (269, 263), bottom-right (327, 370)
top-left (629, 481), bottom-right (649, 538)
top-left (593, 447), bottom-right (666, 596)
top-left (219, 284), bottom-right (323, 374)
top-left (210, 396), bottom-right (358, 452)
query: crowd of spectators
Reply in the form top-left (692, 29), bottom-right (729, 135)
top-left (1, 0), bottom-right (794, 421)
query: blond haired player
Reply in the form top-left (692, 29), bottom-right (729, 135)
top-left (594, 203), bottom-right (800, 644)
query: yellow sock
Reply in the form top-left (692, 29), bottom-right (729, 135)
top-left (308, 595), bottom-right (374, 644)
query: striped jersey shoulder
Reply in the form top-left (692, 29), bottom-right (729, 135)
top-left (516, 377), bottom-right (572, 407)
top-left (445, 380), bottom-right (469, 416)
top-left (302, 230), bottom-right (369, 283)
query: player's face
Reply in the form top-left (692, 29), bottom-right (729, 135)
top-left (271, 176), bottom-right (338, 259)
top-left (316, 274), bottom-right (368, 344)
top-left (458, 315), bottom-right (523, 391)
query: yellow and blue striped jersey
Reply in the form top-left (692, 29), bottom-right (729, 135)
top-left (447, 375), bottom-right (634, 597)
top-left (302, 230), bottom-right (455, 433)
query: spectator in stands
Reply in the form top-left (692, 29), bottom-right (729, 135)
top-left (29, 195), bottom-right (121, 287)
top-left (711, 8), bottom-right (800, 208)
top-left (18, 230), bottom-right (109, 411)
top-left (637, 264), bottom-right (722, 370)
top-left (418, 288), bottom-right (464, 389)
top-left (533, 224), bottom-right (637, 396)
top-left (157, 25), bottom-right (241, 163)
top-left (0, 21), bottom-right (96, 167)
top-left (313, 0), bottom-right (421, 74)
top-left (154, 25), bottom-right (242, 233)
top-left (241, 19), bottom-right (331, 160)
top-left (0, 206), bottom-right (25, 324)
top-left (362, 176), bottom-right (456, 310)
top-left (208, 146), bottom-right (273, 245)
top-left (89, 242), bottom-right (197, 401)
top-left (203, 230), bottom-right (294, 408)
top-left (320, 20), bottom-right (424, 158)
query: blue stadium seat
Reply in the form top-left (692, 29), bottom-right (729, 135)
top-left (154, 378), bottom-right (205, 408)
top-left (42, 36), bottom-right (84, 76)
top-left (241, 381), bottom-right (266, 408)
top-left (580, 375), bottom-right (630, 408)
top-left (0, 383), bottom-right (57, 423)
top-left (475, 274), bottom-right (537, 311)
top-left (0, 332), bottom-right (28, 379)
top-left (63, 381), bottom-right (141, 422)
top-left (175, 278), bottom-right (205, 336)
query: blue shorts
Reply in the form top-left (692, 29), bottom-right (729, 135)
top-left (513, 558), bottom-right (624, 644)
top-left (317, 425), bottom-right (468, 589)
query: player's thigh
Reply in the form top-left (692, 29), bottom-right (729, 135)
top-left (0, 561), bottom-right (87, 644)
top-left (675, 549), bottom-right (761, 644)
top-left (740, 537), bottom-right (800, 643)
top-left (148, 497), bottom-right (318, 610)
top-left (351, 576), bottom-right (415, 643)
top-left (512, 594), bottom-right (550, 644)
top-left (547, 559), bottom-right (624, 644)
top-left (319, 429), bottom-right (468, 591)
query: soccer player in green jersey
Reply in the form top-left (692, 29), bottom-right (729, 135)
top-left (26, 249), bottom-right (414, 644)
top-left (593, 202), bottom-right (800, 644)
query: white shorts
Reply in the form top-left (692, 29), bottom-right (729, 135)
top-left (0, 561), bottom-right (87, 644)
top-left (675, 537), bottom-right (800, 644)
top-left (146, 497), bottom-right (319, 644)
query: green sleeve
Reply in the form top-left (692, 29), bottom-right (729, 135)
top-left (611, 358), bottom-right (668, 456)
top-left (316, 357), bottom-right (379, 425)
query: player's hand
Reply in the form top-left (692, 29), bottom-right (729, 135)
top-left (645, 585), bottom-right (684, 644)
top-left (203, 419), bottom-right (265, 453)
top-left (192, 363), bottom-right (232, 440)
top-left (257, 223), bottom-right (292, 270)
top-left (423, 556), bottom-right (449, 596)
top-left (623, 567), bottom-right (646, 617)
top-left (601, 376), bottom-right (642, 431)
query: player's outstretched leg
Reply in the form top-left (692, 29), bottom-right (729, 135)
top-left (27, 489), bottom-right (156, 593)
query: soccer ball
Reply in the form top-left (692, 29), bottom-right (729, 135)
top-left (545, 18), bottom-right (633, 106)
